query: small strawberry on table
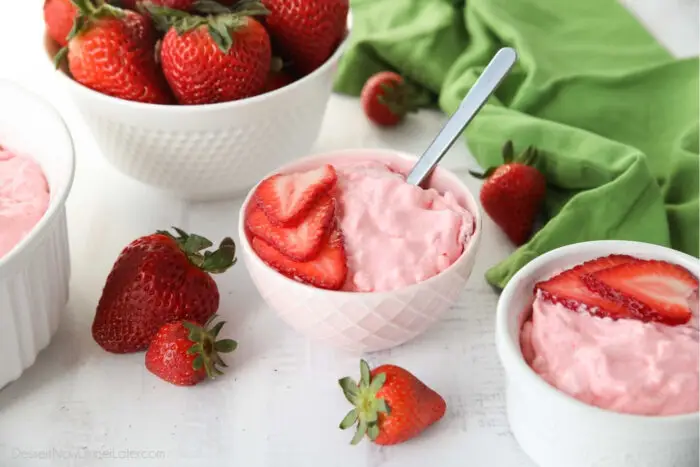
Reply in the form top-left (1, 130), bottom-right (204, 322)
top-left (361, 71), bottom-right (420, 127)
top-left (338, 360), bottom-right (446, 445)
top-left (92, 227), bottom-right (237, 353)
top-left (146, 315), bottom-right (237, 386)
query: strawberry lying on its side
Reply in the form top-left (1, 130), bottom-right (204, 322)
top-left (361, 71), bottom-right (418, 127)
top-left (471, 141), bottom-right (547, 246)
top-left (535, 254), bottom-right (640, 320)
top-left (262, 0), bottom-right (348, 75)
top-left (338, 360), bottom-right (446, 445)
top-left (92, 227), bottom-right (237, 353)
top-left (142, 1), bottom-right (271, 105)
top-left (146, 315), bottom-right (237, 386)
top-left (582, 260), bottom-right (698, 326)
top-left (53, 0), bottom-right (172, 104)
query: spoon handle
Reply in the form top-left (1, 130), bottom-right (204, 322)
top-left (405, 47), bottom-right (518, 186)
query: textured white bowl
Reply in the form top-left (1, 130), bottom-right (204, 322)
top-left (43, 29), bottom-right (347, 201)
top-left (495, 241), bottom-right (700, 467)
top-left (0, 80), bottom-right (75, 389)
top-left (238, 148), bottom-right (482, 353)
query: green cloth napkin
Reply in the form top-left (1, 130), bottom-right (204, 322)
top-left (333, 0), bottom-right (700, 288)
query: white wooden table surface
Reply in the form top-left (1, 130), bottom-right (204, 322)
top-left (0, 1), bottom-right (697, 466)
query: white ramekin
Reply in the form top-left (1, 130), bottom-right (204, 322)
top-left (42, 27), bottom-right (348, 201)
top-left (496, 240), bottom-right (700, 467)
top-left (238, 148), bottom-right (482, 353)
top-left (0, 80), bottom-right (75, 389)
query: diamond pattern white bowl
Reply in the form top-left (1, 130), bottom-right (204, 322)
top-left (238, 149), bottom-right (482, 353)
top-left (43, 31), bottom-right (347, 201)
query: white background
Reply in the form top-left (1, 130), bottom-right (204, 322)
top-left (0, 1), bottom-right (697, 466)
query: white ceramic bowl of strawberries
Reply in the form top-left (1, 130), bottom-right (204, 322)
top-left (238, 148), bottom-right (482, 353)
top-left (42, 0), bottom-right (349, 200)
top-left (496, 241), bottom-right (699, 467)
top-left (0, 80), bottom-right (75, 389)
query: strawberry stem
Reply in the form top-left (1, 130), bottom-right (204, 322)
top-left (338, 360), bottom-right (391, 445)
top-left (140, 0), bottom-right (268, 53)
top-left (468, 140), bottom-right (541, 180)
top-left (157, 227), bottom-right (237, 274)
top-left (183, 314), bottom-right (237, 379)
top-left (502, 140), bottom-right (514, 163)
top-left (376, 78), bottom-right (421, 118)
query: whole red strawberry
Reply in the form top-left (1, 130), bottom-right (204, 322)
top-left (54, 0), bottom-right (172, 104)
top-left (92, 227), bottom-right (237, 353)
top-left (262, 0), bottom-right (348, 75)
top-left (361, 71), bottom-right (419, 127)
top-left (146, 315), bottom-right (237, 386)
top-left (471, 141), bottom-right (547, 245)
top-left (338, 360), bottom-right (446, 445)
top-left (141, 2), bottom-right (271, 105)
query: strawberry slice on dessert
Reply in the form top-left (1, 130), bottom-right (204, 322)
top-left (582, 260), bottom-right (699, 326)
top-left (246, 194), bottom-right (336, 261)
top-left (535, 254), bottom-right (640, 319)
top-left (251, 228), bottom-right (348, 291)
top-left (255, 164), bottom-right (337, 225)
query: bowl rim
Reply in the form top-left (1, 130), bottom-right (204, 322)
top-left (45, 26), bottom-right (349, 113)
top-left (237, 147), bottom-right (483, 297)
top-left (0, 79), bottom-right (76, 271)
top-left (495, 240), bottom-right (700, 425)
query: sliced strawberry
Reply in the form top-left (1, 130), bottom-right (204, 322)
top-left (255, 164), bottom-right (337, 226)
top-left (582, 260), bottom-right (698, 326)
top-left (535, 255), bottom-right (640, 319)
top-left (246, 194), bottom-right (335, 261)
top-left (251, 228), bottom-right (348, 291)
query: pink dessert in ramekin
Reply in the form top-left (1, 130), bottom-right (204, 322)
top-left (238, 148), bottom-right (482, 353)
top-left (0, 148), bottom-right (51, 258)
top-left (496, 241), bottom-right (700, 467)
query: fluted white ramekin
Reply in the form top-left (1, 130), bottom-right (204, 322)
top-left (0, 80), bottom-right (75, 389)
top-left (496, 241), bottom-right (699, 467)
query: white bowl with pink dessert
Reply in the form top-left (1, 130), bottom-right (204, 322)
top-left (0, 80), bottom-right (75, 389)
top-left (496, 241), bottom-right (699, 467)
top-left (238, 148), bottom-right (482, 353)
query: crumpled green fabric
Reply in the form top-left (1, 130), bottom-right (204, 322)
top-left (333, 0), bottom-right (700, 288)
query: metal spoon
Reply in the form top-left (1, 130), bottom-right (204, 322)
top-left (405, 47), bottom-right (518, 187)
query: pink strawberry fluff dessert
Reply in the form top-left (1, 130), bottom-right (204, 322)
top-left (0, 148), bottom-right (50, 258)
top-left (520, 254), bottom-right (699, 416)
top-left (333, 161), bottom-right (474, 292)
top-left (247, 159), bottom-right (476, 292)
